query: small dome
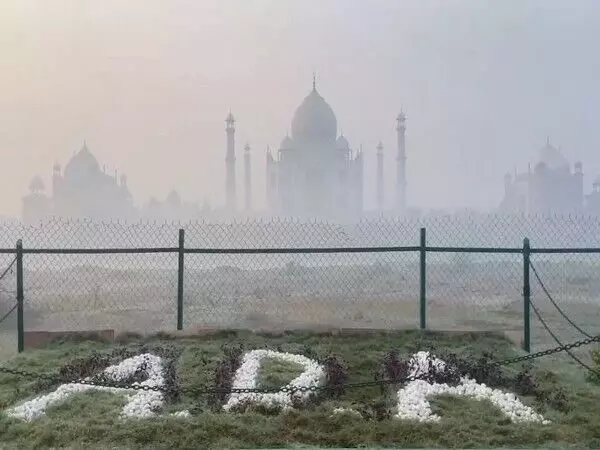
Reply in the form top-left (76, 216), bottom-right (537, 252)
top-left (29, 175), bottom-right (45, 193)
top-left (280, 135), bottom-right (294, 150)
top-left (64, 142), bottom-right (100, 182)
top-left (538, 140), bottom-right (569, 170)
top-left (336, 135), bottom-right (349, 150)
top-left (291, 84), bottom-right (337, 144)
top-left (166, 190), bottom-right (181, 206)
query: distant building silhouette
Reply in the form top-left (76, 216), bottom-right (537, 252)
top-left (22, 142), bottom-right (135, 223)
top-left (140, 190), bottom-right (203, 221)
top-left (500, 139), bottom-right (584, 215)
top-left (585, 177), bottom-right (600, 215)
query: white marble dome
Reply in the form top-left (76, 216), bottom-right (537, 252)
top-left (291, 85), bottom-right (337, 144)
top-left (64, 142), bottom-right (101, 184)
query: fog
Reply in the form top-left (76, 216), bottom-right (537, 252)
top-left (1, 0), bottom-right (600, 219)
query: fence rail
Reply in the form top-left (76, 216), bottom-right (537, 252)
top-left (1, 224), bottom-right (599, 357)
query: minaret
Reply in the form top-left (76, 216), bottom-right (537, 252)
top-left (574, 161), bottom-right (584, 211)
top-left (356, 144), bottom-right (364, 215)
top-left (266, 146), bottom-right (277, 211)
top-left (225, 111), bottom-right (236, 212)
top-left (396, 111), bottom-right (407, 213)
top-left (376, 141), bottom-right (384, 211)
top-left (244, 143), bottom-right (252, 212)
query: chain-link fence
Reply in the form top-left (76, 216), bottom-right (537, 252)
top-left (0, 250), bottom-right (17, 360)
top-left (0, 215), bottom-right (599, 358)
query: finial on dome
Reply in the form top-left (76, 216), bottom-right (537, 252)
top-left (312, 72), bottom-right (316, 91)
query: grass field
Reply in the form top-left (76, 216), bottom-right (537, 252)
top-left (0, 329), bottom-right (599, 449)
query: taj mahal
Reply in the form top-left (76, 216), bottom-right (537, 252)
top-left (226, 76), bottom-right (407, 221)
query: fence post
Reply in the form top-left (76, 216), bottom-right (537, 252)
top-left (522, 237), bottom-right (531, 353)
top-left (419, 227), bottom-right (427, 330)
top-left (16, 239), bottom-right (24, 353)
top-left (177, 229), bottom-right (185, 331)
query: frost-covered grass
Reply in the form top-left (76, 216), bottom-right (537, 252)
top-left (0, 329), bottom-right (598, 449)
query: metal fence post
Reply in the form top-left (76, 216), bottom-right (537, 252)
top-left (522, 237), bottom-right (531, 353)
top-left (419, 227), bottom-right (427, 330)
top-left (16, 239), bottom-right (24, 353)
top-left (177, 229), bottom-right (185, 330)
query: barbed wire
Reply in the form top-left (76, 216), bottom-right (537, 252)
top-left (530, 260), bottom-right (593, 339)
top-left (1, 333), bottom-right (599, 395)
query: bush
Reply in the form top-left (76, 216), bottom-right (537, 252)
top-left (587, 347), bottom-right (600, 384)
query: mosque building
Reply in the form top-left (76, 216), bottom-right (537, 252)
top-left (22, 142), bottom-right (135, 223)
top-left (500, 139), bottom-right (584, 215)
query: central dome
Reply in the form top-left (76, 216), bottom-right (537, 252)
top-left (64, 142), bottom-right (101, 183)
top-left (291, 84), bottom-right (337, 144)
top-left (538, 139), bottom-right (569, 171)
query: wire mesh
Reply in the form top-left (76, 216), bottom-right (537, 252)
top-left (23, 252), bottom-right (177, 335)
top-left (426, 252), bottom-right (523, 337)
top-left (0, 253), bottom-right (17, 360)
top-left (183, 251), bottom-right (419, 330)
top-left (418, 214), bottom-right (600, 248)
top-left (0, 218), bottom-right (179, 251)
top-left (0, 215), bottom-right (598, 355)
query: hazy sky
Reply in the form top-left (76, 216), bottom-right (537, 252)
top-left (1, 0), bottom-right (599, 216)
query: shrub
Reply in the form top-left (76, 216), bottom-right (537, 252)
top-left (321, 354), bottom-right (348, 398)
top-left (587, 347), bottom-right (600, 385)
top-left (210, 344), bottom-right (243, 408)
